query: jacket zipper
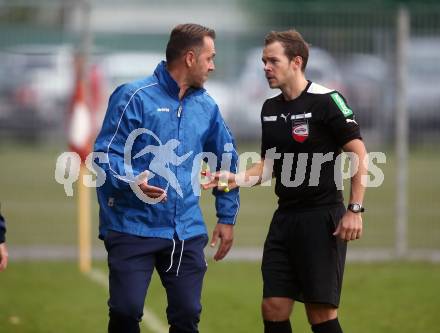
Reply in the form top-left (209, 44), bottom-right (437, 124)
top-left (174, 103), bottom-right (183, 230)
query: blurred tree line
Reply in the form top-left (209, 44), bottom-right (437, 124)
top-left (241, 0), bottom-right (440, 33)
top-left (249, 0), bottom-right (439, 6)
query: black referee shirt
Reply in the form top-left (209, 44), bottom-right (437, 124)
top-left (0, 214), bottom-right (5, 244)
top-left (260, 81), bottom-right (362, 209)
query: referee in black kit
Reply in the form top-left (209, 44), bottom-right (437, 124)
top-left (203, 29), bottom-right (367, 333)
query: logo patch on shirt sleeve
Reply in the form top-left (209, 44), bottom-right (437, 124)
top-left (331, 93), bottom-right (353, 117)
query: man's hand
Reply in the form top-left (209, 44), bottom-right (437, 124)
top-left (0, 243), bottom-right (8, 272)
top-left (210, 223), bottom-right (234, 261)
top-left (139, 182), bottom-right (167, 202)
top-left (137, 171), bottom-right (167, 203)
top-left (333, 211), bottom-right (363, 241)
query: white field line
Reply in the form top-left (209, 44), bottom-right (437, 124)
top-left (86, 268), bottom-right (168, 333)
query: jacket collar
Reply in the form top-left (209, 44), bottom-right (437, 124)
top-left (154, 61), bottom-right (205, 100)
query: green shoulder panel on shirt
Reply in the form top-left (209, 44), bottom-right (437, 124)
top-left (330, 92), bottom-right (353, 117)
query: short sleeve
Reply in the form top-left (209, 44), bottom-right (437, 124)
top-left (324, 92), bottom-right (362, 147)
top-left (260, 100), bottom-right (270, 158)
top-left (0, 214), bottom-right (6, 244)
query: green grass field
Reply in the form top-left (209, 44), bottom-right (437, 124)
top-left (0, 142), bottom-right (439, 332)
top-left (1, 261), bottom-right (440, 333)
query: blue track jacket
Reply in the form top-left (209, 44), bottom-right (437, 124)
top-left (94, 61), bottom-right (240, 240)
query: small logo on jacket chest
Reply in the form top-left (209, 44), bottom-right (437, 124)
top-left (157, 107), bottom-right (170, 112)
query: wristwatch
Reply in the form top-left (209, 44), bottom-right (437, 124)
top-left (348, 203), bottom-right (365, 213)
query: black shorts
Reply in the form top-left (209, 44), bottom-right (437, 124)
top-left (261, 204), bottom-right (347, 307)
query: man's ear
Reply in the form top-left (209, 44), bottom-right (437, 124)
top-left (292, 56), bottom-right (303, 71)
top-left (185, 50), bottom-right (196, 68)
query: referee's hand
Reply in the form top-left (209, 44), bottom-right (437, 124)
top-left (210, 223), bottom-right (234, 261)
top-left (333, 211), bottom-right (363, 241)
top-left (201, 171), bottom-right (237, 192)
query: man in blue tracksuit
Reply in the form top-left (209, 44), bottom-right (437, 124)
top-left (0, 207), bottom-right (8, 272)
top-left (94, 24), bottom-right (240, 333)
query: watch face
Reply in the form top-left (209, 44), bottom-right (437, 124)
top-left (349, 203), bottom-right (362, 213)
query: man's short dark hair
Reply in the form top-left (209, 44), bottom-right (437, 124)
top-left (264, 29), bottom-right (309, 72)
top-left (166, 23), bottom-right (216, 64)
